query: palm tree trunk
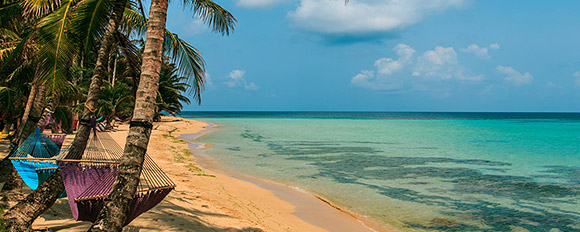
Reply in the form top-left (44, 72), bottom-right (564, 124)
top-left (15, 84), bottom-right (46, 147)
top-left (112, 54), bottom-right (118, 87)
top-left (0, 170), bottom-right (65, 231)
top-left (67, 0), bottom-right (128, 156)
top-left (13, 81), bottom-right (37, 145)
top-left (37, 97), bottom-right (55, 130)
top-left (89, 0), bottom-right (168, 229)
top-left (0, 0), bottom-right (129, 229)
top-left (1, 83), bottom-right (46, 191)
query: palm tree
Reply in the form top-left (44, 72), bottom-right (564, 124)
top-left (89, 0), bottom-right (235, 230)
top-left (1, 2), bottom-right (231, 230)
top-left (155, 62), bottom-right (191, 120)
top-left (98, 81), bottom-right (135, 126)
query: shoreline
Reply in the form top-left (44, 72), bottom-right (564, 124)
top-left (5, 115), bottom-right (395, 231)
top-left (182, 118), bottom-right (394, 232)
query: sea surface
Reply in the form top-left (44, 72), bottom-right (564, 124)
top-left (182, 112), bottom-right (580, 232)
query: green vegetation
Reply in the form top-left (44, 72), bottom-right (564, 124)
top-left (0, 205), bottom-right (6, 231)
top-left (166, 142), bottom-right (212, 177)
top-left (172, 139), bottom-right (187, 144)
top-left (0, 0), bottom-right (201, 131)
top-left (186, 163), bottom-right (202, 173)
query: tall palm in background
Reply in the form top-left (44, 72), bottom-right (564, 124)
top-left (155, 62), bottom-right (192, 120)
top-left (89, 0), bottom-right (235, 230)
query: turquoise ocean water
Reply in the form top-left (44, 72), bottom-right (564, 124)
top-left (182, 112), bottom-right (580, 231)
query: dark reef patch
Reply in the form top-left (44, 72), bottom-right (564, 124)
top-left (236, 129), bottom-right (580, 231)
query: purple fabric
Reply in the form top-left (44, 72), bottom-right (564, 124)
top-left (125, 188), bottom-right (173, 224)
top-left (47, 135), bottom-right (66, 148)
top-left (59, 162), bottom-right (173, 224)
top-left (59, 162), bottom-right (118, 221)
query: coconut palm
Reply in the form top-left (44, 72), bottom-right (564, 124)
top-left (88, 0), bottom-right (235, 230)
top-left (98, 81), bottom-right (135, 126)
top-left (155, 62), bottom-right (191, 120)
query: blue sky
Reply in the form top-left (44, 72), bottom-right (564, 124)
top-left (164, 0), bottom-right (580, 112)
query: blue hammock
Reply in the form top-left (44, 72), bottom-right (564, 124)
top-left (9, 127), bottom-right (62, 190)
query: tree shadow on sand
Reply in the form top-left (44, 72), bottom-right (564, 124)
top-left (37, 190), bottom-right (264, 232)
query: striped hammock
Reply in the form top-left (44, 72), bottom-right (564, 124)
top-left (9, 127), bottom-right (62, 190)
top-left (58, 129), bottom-right (175, 224)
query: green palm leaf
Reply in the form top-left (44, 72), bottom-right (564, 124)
top-left (0, 86), bottom-right (23, 111)
top-left (183, 0), bottom-right (236, 35)
top-left (36, 0), bottom-right (78, 94)
top-left (21, 0), bottom-right (63, 17)
top-left (71, 0), bottom-right (113, 56)
top-left (163, 31), bottom-right (205, 103)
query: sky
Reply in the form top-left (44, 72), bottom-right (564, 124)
top-left (163, 0), bottom-right (580, 112)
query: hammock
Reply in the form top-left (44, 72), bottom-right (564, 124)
top-left (47, 134), bottom-right (66, 148)
top-left (58, 129), bottom-right (175, 225)
top-left (8, 127), bottom-right (61, 190)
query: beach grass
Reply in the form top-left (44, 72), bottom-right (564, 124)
top-left (166, 136), bottom-right (214, 178)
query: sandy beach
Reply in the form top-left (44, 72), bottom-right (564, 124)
top-left (2, 116), bottom-right (392, 231)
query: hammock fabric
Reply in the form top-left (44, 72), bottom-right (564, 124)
top-left (47, 134), bottom-right (66, 148)
top-left (9, 127), bottom-right (61, 190)
top-left (58, 129), bottom-right (175, 225)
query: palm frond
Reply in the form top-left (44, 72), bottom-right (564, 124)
top-left (71, 0), bottom-right (112, 56)
top-left (4, 60), bottom-right (34, 83)
top-left (114, 30), bottom-right (140, 72)
top-left (0, 86), bottom-right (23, 111)
top-left (21, 0), bottom-right (62, 17)
top-left (36, 0), bottom-right (78, 95)
top-left (120, 5), bottom-right (146, 36)
top-left (0, 32), bottom-right (32, 70)
top-left (163, 31), bottom-right (205, 103)
top-left (182, 0), bottom-right (236, 35)
top-left (0, 2), bottom-right (23, 27)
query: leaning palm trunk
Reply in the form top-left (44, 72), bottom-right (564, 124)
top-left (88, 0), bottom-right (168, 230)
top-left (37, 97), bottom-right (56, 130)
top-left (1, 83), bottom-right (46, 191)
top-left (0, 169), bottom-right (65, 231)
top-left (68, 0), bottom-right (128, 156)
top-left (13, 82), bottom-right (37, 142)
top-left (12, 81), bottom-right (41, 147)
top-left (0, 0), bottom-right (129, 229)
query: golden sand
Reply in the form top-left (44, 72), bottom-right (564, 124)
top-left (25, 116), bottom-right (391, 231)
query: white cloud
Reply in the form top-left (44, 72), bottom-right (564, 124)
top-left (461, 44), bottom-right (489, 59)
top-left (204, 72), bottom-right (213, 87)
top-left (351, 70), bottom-right (403, 91)
top-left (574, 71), bottom-right (580, 87)
top-left (496, 65), bottom-right (533, 85)
top-left (225, 70), bottom-right (260, 90)
top-left (374, 44), bottom-right (416, 75)
top-left (185, 18), bottom-right (209, 36)
top-left (351, 44), bottom-right (415, 90)
top-left (352, 44), bottom-right (483, 91)
top-left (413, 46), bottom-right (462, 80)
top-left (236, 0), bottom-right (287, 8)
top-left (460, 43), bottom-right (500, 59)
top-left (374, 58), bottom-right (402, 75)
top-left (288, 0), bottom-right (465, 36)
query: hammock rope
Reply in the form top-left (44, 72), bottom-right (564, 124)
top-left (8, 127), bottom-right (62, 190)
top-left (58, 128), bottom-right (175, 224)
top-left (47, 134), bottom-right (66, 148)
